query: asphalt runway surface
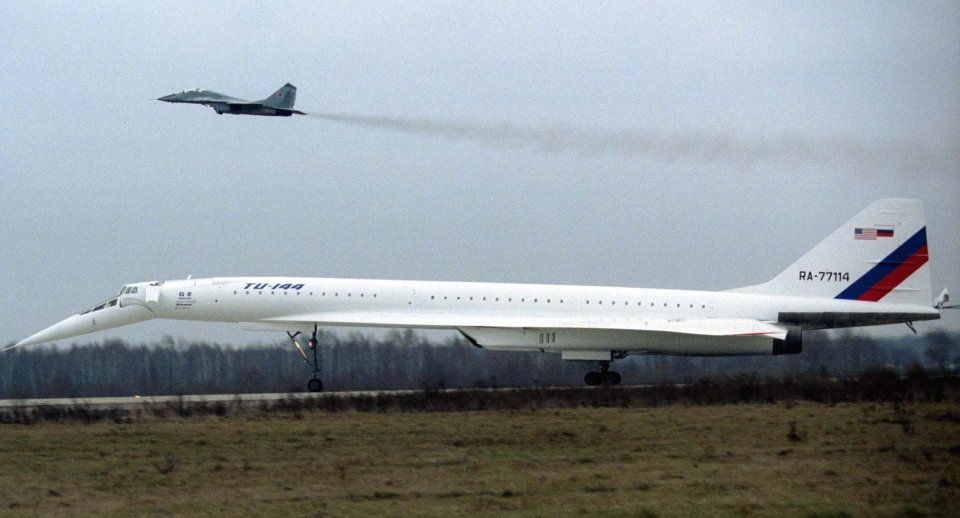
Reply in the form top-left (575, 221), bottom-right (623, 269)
top-left (0, 390), bottom-right (423, 410)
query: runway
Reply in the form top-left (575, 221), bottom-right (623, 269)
top-left (0, 390), bottom-right (425, 411)
top-left (2, 376), bottom-right (954, 425)
top-left (0, 385), bottom-right (600, 412)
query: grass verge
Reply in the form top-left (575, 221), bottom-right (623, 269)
top-left (1, 401), bottom-right (958, 517)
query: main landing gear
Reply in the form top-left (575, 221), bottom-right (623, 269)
top-left (584, 361), bottom-right (621, 386)
top-left (288, 325), bottom-right (323, 392)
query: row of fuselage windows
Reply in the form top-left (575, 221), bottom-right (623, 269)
top-left (233, 290), bottom-right (378, 298)
top-left (229, 289), bottom-right (706, 309)
top-left (430, 294), bottom-right (705, 309)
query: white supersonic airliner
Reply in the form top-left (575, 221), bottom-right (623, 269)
top-left (9, 199), bottom-right (954, 391)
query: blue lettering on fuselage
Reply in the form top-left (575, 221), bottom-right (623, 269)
top-left (243, 282), bottom-right (305, 290)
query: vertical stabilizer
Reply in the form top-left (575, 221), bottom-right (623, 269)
top-left (730, 199), bottom-right (932, 305)
top-left (261, 83), bottom-right (297, 109)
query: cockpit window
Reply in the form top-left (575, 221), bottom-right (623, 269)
top-left (80, 297), bottom-right (119, 315)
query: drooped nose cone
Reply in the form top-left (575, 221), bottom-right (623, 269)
top-left (10, 304), bottom-right (156, 350)
top-left (14, 314), bottom-right (86, 348)
top-left (157, 93), bottom-right (179, 102)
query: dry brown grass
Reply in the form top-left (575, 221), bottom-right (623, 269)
top-left (1, 401), bottom-right (958, 517)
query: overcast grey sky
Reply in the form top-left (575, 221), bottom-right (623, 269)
top-left (2, 1), bottom-right (958, 347)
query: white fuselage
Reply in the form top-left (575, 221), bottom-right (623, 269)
top-left (92, 276), bottom-right (932, 359)
top-left (146, 277), bottom-right (925, 325)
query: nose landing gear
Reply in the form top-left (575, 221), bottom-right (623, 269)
top-left (584, 360), bottom-right (621, 386)
top-left (287, 325), bottom-right (323, 392)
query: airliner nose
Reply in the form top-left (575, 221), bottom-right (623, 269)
top-left (7, 302), bottom-right (156, 351)
top-left (11, 315), bottom-right (83, 349)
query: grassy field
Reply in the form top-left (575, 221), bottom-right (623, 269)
top-left (1, 401), bottom-right (958, 517)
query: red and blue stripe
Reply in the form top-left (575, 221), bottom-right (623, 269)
top-left (835, 227), bottom-right (928, 302)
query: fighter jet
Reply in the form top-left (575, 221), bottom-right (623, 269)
top-left (158, 83), bottom-right (306, 116)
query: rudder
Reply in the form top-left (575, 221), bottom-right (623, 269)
top-left (261, 83), bottom-right (297, 109)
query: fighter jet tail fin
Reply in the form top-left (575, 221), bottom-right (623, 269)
top-left (262, 83), bottom-right (297, 109)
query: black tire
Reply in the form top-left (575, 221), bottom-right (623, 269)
top-left (605, 371), bottom-right (622, 385)
top-left (584, 371), bottom-right (600, 385)
top-left (307, 378), bottom-right (323, 392)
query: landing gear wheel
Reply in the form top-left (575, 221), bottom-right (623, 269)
top-left (289, 325), bottom-right (326, 393)
top-left (306, 326), bottom-right (323, 392)
top-left (584, 371), bottom-right (601, 385)
top-left (584, 360), bottom-right (622, 386)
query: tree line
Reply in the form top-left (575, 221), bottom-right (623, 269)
top-left (1, 329), bottom-right (957, 398)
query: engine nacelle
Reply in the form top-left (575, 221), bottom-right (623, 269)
top-left (772, 326), bottom-right (803, 355)
top-left (461, 326), bottom-right (805, 357)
